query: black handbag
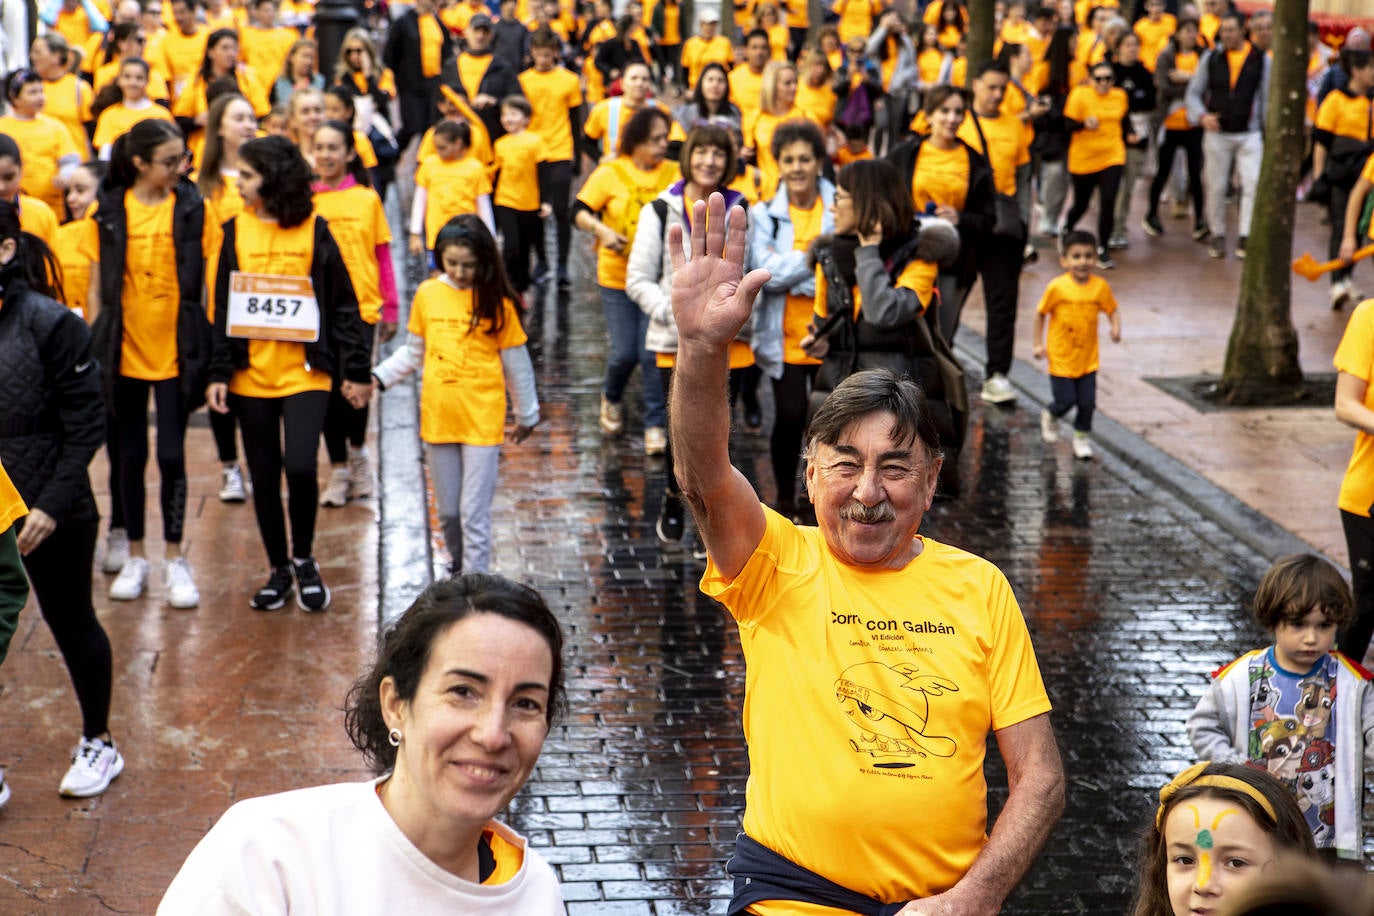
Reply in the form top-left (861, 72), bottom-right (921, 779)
top-left (970, 113), bottom-right (1025, 238)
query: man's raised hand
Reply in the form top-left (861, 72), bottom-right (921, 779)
top-left (669, 192), bottom-right (770, 348)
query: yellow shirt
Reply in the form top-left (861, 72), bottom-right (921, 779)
top-left (493, 131), bottom-right (546, 212)
top-left (783, 200), bottom-right (824, 365)
top-left (1363, 152), bottom-right (1374, 185)
top-left (457, 52), bottom-right (493, 103)
top-left (408, 279), bottom-right (527, 445)
top-left (1336, 299), bottom-right (1374, 517)
top-left (313, 184), bottom-right (391, 325)
top-left (701, 511), bottom-right (1051, 908)
top-left (575, 156), bottom-right (676, 289)
top-left (149, 25), bottom-right (209, 100)
top-left (174, 68), bottom-right (271, 121)
top-left (225, 211), bottom-right (333, 398)
top-left (53, 6), bottom-right (99, 49)
top-left (729, 65), bottom-right (765, 123)
top-left (582, 98), bottom-right (667, 159)
top-left (1200, 13), bottom-right (1220, 48)
top-left (957, 111), bottom-right (1030, 196)
top-left (795, 80), bottom-right (836, 133)
top-left (92, 101), bottom-right (177, 151)
top-left (518, 66), bottom-right (583, 162)
top-left (680, 34), bottom-right (734, 90)
top-left (1163, 51), bottom-right (1199, 130)
top-left (1064, 85), bottom-right (1128, 174)
top-left (419, 13), bottom-right (444, 78)
top-left (911, 142), bottom-right (969, 212)
top-left (815, 256), bottom-right (937, 320)
top-left (93, 59), bottom-right (172, 101)
top-left (727, 164), bottom-right (764, 206)
top-left (832, 0), bottom-right (881, 43)
top-left (0, 114), bottom-right (79, 214)
top-left (1316, 90), bottom-right (1374, 144)
top-left (0, 459), bottom-right (25, 533)
top-left (18, 195), bottom-right (58, 248)
top-left (56, 216), bottom-right (95, 319)
top-left (835, 145), bottom-right (872, 167)
top-left (744, 106), bottom-right (805, 199)
top-left (417, 156), bottom-right (492, 248)
top-left (239, 25), bottom-right (298, 85)
top-left (1036, 272), bottom-right (1118, 378)
top-left (42, 73), bottom-right (94, 158)
top-left (1134, 15), bottom-right (1177, 71)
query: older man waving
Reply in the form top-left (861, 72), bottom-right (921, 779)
top-left (667, 193), bottom-right (1065, 915)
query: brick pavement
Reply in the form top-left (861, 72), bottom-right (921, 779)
top-left (2, 185), bottom-right (1371, 914)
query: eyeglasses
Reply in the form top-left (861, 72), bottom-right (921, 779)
top-left (153, 150), bottom-right (192, 168)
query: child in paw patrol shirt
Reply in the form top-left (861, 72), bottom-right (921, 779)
top-left (1186, 554), bottom-right (1374, 861)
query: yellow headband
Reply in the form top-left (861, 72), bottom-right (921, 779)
top-left (1155, 761), bottom-right (1278, 828)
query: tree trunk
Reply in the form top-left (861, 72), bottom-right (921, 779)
top-left (1217, 0), bottom-right (1306, 405)
top-left (965, 0), bottom-right (996, 73)
top-left (807, 0), bottom-right (823, 46)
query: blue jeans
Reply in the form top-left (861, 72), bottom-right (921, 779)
top-left (600, 285), bottom-right (666, 427)
top-left (1048, 372), bottom-right (1096, 433)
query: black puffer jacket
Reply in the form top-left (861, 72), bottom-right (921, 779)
top-left (88, 176), bottom-right (212, 414)
top-left (0, 272), bottom-right (104, 525)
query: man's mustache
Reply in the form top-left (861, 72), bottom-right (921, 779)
top-left (839, 501), bottom-right (896, 524)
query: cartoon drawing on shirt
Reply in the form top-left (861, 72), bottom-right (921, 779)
top-left (835, 661), bottom-right (959, 767)
top-left (1296, 737), bottom-right (1336, 823)
top-left (1249, 666), bottom-right (1279, 722)
top-left (1296, 678), bottom-right (1334, 739)
top-left (1256, 718), bottom-right (1308, 781)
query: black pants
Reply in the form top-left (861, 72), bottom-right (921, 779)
top-left (495, 205), bottom-right (544, 293)
top-left (232, 390), bottom-right (330, 568)
top-left (210, 407), bottom-right (239, 464)
top-left (1341, 509), bottom-right (1374, 660)
top-left (787, 27), bottom-right (807, 61)
top-left (323, 383), bottom-right (369, 464)
top-left (104, 424), bottom-right (124, 530)
top-left (112, 376), bottom-right (187, 544)
top-left (1148, 128), bottom-right (1204, 224)
top-left (978, 231), bottom-right (1025, 378)
top-left (660, 42), bottom-right (682, 90)
top-left (18, 516), bottom-right (112, 738)
top-left (1065, 165), bottom-right (1123, 250)
top-left (1328, 179), bottom-right (1356, 285)
top-left (660, 365), bottom-right (746, 498)
top-left (541, 160), bottom-right (574, 271)
top-left (1047, 371), bottom-right (1096, 433)
top-left (770, 363), bottom-right (818, 506)
top-left (396, 80), bottom-right (439, 154)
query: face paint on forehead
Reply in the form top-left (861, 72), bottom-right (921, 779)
top-left (1186, 804), bottom-right (1240, 889)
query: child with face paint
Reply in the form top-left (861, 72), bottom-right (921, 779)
top-left (1129, 762), bottom-right (1316, 916)
top-left (1186, 554), bottom-right (1374, 861)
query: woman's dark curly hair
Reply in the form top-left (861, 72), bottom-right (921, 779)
top-left (239, 135), bottom-right (315, 227)
top-left (344, 573), bottom-right (567, 774)
top-left (432, 214), bottom-right (520, 336)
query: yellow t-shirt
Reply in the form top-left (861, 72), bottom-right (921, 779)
top-left (744, 107), bottom-right (805, 199)
top-left (518, 66), bottom-right (583, 162)
top-left (1064, 85), bottom-right (1128, 175)
top-left (832, 0), bottom-right (881, 43)
top-left (701, 510), bottom-right (1052, 908)
top-left (575, 156), bottom-right (677, 289)
top-left (42, 73), bottom-right (94, 158)
top-left (911, 142), bottom-right (970, 212)
top-left (1362, 151), bottom-right (1374, 186)
top-left (151, 25), bottom-right (210, 100)
top-left (1134, 14), bottom-right (1177, 71)
top-left (457, 53), bottom-right (493, 103)
top-left (727, 164), bottom-right (764, 206)
top-left (784, 200), bottom-right (824, 366)
top-left (92, 101), bottom-right (176, 151)
top-left (0, 459), bottom-right (25, 533)
top-left (54, 6), bottom-right (99, 49)
top-left (1316, 90), bottom-right (1374, 144)
top-left (408, 278), bottom-right (527, 445)
top-left (238, 26), bottom-right (298, 85)
top-left (225, 211), bottom-right (333, 398)
top-left (93, 60), bottom-right (172, 100)
top-left (582, 98), bottom-right (667, 158)
top-left (1337, 300), bottom-right (1374, 517)
top-left (416, 156), bottom-right (492, 249)
top-left (493, 131), bottom-right (547, 212)
top-left (795, 80), bottom-right (836, 134)
top-left (0, 114), bottom-right (79, 214)
top-left (1163, 51), bottom-right (1199, 130)
top-left (174, 69), bottom-right (271, 122)
top-left (56, 217), bottom-right (94, 319)
top-left (18, 195), bottom-right (58, 248)
top-left (313, 184), bottom-right (391, 325)
top-left (957, 111), bottom-right (1030, 196)
top-left (419, 13), bottom-right (444, 78)
top-left (1200, 12), bottom-right (1220, 47)
top-left (1036, 272), bottom-right (1118, 378)
top-left (680, 34), bottom-right (734, 90)
top-left (729, 65), bottom-right (765, 123)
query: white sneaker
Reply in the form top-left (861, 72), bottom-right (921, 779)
top-left (108, 556), bottom-right (149, 600)
top-left (1331, 279), bottom-right (1355, 311)
top-left (218, 464), bottom-right (248, 502)
top-left (1072, 432), bottom-right (1094, 460)
top-left (59, 736), bottom-right (124, 798)
top-left (320, 467), bottom-right (351, 507)
top-left (1040, 409), bottom-right (1059, 444)
top-left (980, 373), bottom-right (1017, 405)
top-left (164, 557), bottom-right (199, 609)
top-left (599, 395), bottom-right (623, 435)
top-left (0, 768), bottom-right (10, 808)
top-left (644, 426), bottom-right (667, 456)
top-left (347, 448), bottom-right (373, 498)
top-left (101, 528), bottom-right (130, 574)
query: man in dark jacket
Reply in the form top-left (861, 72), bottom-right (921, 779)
top-left (451, 13), bottom-right (525, 142)
top-left (492, 0), bottom-right (530, 68)
top-left (384, 0), bottom-right (454, 153)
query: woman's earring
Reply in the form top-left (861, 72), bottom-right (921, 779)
top-left (388, 727), bottom-right (403, 747)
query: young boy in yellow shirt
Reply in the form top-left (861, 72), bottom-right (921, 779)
top-left (1032, 230), bottom-right (1122, 460)
top-left (492, 95), bottom-right (551, 296)
top-left (409, 120), bottom-right (494, 263)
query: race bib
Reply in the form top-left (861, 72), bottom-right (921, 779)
top-left (225, 272), bottom-right (320, 342)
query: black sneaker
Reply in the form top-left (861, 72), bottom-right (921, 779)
top-left (656, 493), bottom-right (685, 544)
top-left (293, 557), bottom-right (331, 612)
top-left (1142, 213), bottom-right (1163, 237)
top-left (1096, 248), bottom-right (1116, 270)
top-left (1235, 236), bottom-right (1246, 259)
top-left (1192, 221), bottom-right (1211, 241)
top-left (251, 565), bottom-right (294, 610)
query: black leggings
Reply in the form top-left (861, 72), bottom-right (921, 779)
top-left (210, 408), bottom-right (239, 464)
top-left (112, 376), bottom-right (187, 544)
top-left (542, 160), bottom-right (574, 271)
top-left (1341, 509), bottom-right (1374, 661)
top-left (323, 384), bottom-right (369, 465)
top-left (18, 516), bottom-right (112, 738)
top-left (494, 205), bottom-right (544, 293)
top-left (1148, 128), bottom-right (1204, 223)
top-left (232, 390), bottom-right (330, 568)
top-left (770, 363), bottom-right (818, 505)
top-left (1064, 165), bottom-right (1123, 249)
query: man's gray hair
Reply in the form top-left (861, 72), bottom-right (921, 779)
top-left (805, 369), bottom-right (944, 461)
